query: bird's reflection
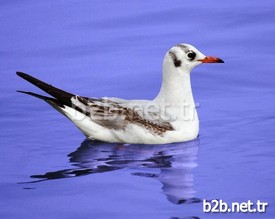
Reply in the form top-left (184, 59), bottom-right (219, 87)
top-left (29, 138), bottom-right (200, 205)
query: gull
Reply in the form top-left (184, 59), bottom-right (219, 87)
top-left (17, 43), bottom-right (223, 144)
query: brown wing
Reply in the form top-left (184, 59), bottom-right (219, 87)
top-left (73, 96), bottom-right (174, 135)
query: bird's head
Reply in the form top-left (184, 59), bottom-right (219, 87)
top-left (165, 43), bottom-right (224, 72)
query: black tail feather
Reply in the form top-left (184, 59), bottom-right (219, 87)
top-left (16, 72), bottom-right (75, 107)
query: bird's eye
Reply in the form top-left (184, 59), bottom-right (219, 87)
top-left (187, 51), bottom-right (196, 61)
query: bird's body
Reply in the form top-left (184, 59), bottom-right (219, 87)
top-left (17, 44), bottom-right (223, 144)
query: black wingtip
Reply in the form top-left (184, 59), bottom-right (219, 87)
top-left (16, 71), bottom-right (75, 107)
top-left (17, 89), bottom-right (44, 98)
top-left (16, 90), bottom-right (44, 97)
top-left (17, 90), bottom-right (28, 94)
top-left (16, 90), bottom-right (65, 108)
top-left (16, 71), bottom-right (35, 81)
top-left (16, 71), bottom-right (27, 77)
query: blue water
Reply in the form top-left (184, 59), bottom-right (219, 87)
top-left (1, 1), bottom-right (275, 218)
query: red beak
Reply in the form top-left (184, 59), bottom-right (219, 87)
top-left (198, 56), bottom-right (224, 63)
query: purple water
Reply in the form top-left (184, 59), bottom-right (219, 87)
top-left (0, 1), bottom-right (274, 218)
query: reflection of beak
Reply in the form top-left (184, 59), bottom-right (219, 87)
top-left (198, 56), bottom-right (224, 63)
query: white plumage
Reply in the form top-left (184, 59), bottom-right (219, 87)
top-left (17, 43), bottom-right (223, 144)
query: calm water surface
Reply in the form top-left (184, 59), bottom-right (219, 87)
top-left (0, 1), bottom-right (275, 218)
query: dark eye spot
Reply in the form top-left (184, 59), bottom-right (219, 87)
top-left (174, 59), bottom-right (181, 67)
top-left (187, 51), bottom-right (196, 61)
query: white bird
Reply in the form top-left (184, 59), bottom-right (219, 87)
top-left (17, 43), bottom-right (223, 144)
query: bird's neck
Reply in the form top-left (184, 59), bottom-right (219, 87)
top-left (154, 64), bottom-right (195, 108)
